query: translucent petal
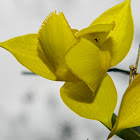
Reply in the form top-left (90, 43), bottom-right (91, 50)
top-left (108, 73), bottom-right (140, 139)
top-left (0, 34), bottom-right (56, 80)
top-left (38, 12), bottom-right (78, 81)
top-left (65, 37), bottom-right (111, 92)
top-left (91, 0), bottom-right (134, 66)
top-left (60, 74), bottom-right (117, 129)
top-left (72, 29), bottom-right (78, 34)
top-left (75, 22), bottom-right (115, 44)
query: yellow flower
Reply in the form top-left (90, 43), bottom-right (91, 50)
top-left (0, 0), bottom-right (133, 131)
top-left (60, 0), bottom-right (133, 129)
top-left (108, 73), bottom-right (140, 139)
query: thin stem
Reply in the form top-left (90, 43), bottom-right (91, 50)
top-left (135, 44), bottom-right (140, 72)
top-left (129, 65), bottom-right (135, 83)
top-left (21, 72), bottom-right (37, 75)
top-left (22, 68), bottom-right (139, 76)
top-left (129, 44), bottom-right (140, 83)
top-left (134, 44), bottom-right (140, 78)
top-left (107, 68), bottom-right (130, 75)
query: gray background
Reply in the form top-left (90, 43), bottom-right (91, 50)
top-left (0, 0), bottom-right (140, 140)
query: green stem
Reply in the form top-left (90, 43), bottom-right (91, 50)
top-left (109, 114), bottom-right (140, 140)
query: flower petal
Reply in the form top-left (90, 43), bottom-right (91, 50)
top-left (75, 22), bottom-right (115, 44)
top-left (0, 34), bottom-right (56, 80)
top-left (60, 74), bottom-right (117, 129)
top-left (108, 73), bottom-right (140, 139)
top-left (91, 0), bottom-right (134, 66)
top-left (72, 29), bottom-right (78, 34)
top-left (65, 37), bottom-right (111, 92)
top-left (38, 12), bottom-right (78, 81)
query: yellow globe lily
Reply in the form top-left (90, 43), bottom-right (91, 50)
top-left (60, 0), bottom-right (133, 129)
top-left (0, 12), bottom-right (115, 129)
top-left (0, 0), bottom-right (133, 135)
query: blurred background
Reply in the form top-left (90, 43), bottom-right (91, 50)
top-left (0, 0), bottom-right (140, 139)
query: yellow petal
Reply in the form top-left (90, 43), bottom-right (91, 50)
top-left (38, 12), bottom-right (78, 81)
top-left (108, 73), bottom-right (140, 139)
top-left (91, 0), bottom-right (134, 66)
top-left (72, 29), bottom-right (78, 34)
top-left (65, 37), bottom-right (111, 92)
top-left (75, 22), bottom-right (115, 44)
top-left (0, 34), bottom-right (56, 80)
top-left (60, 74), bottom-right (117, 129)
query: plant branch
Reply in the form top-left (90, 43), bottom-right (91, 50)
top-left (22, 68), bottom-right (139, 76)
